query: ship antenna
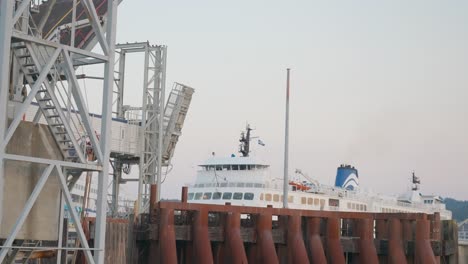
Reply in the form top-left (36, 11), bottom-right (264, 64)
top-left (412, 171), bottom-right (420, 191)
top-left (239, 124), bottom-right (252, 157)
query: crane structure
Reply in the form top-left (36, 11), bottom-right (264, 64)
top-left (0, 1), bottom-right (194, 263)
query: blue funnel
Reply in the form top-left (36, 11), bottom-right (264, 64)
top-left (335, 165), bottom-right (359, 190)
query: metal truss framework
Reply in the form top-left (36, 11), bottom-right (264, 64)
top-left (0, 0), bottom-right (118, 263)
top-left (114, 42), bottom-right (167, 213)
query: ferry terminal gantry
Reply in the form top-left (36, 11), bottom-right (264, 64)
top-left (0, 1), bottom-right (194, 263)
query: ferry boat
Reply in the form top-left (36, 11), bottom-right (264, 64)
top-left (187, 125), bottom-right (452, 220)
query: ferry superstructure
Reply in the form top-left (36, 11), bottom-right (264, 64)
top-left (187, 125), bottom-right (452, 220)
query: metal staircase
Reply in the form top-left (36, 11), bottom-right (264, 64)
top-left (11, 42), bottom-right (87, 163)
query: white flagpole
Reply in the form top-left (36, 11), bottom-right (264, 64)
top-left (283, 68), bottom-right (290, 208)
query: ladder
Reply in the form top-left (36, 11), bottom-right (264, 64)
top-left (12, 42), bottom-right (86, 163)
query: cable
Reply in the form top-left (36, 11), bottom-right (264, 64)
top-left (161, 164), bottom-right (173, 184)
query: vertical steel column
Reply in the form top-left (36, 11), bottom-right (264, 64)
top-left (138, 44), bottom-right (166, 210)
top-left (137, 45), bottom-right (150, 212)
top-left (70, 0), bottom-right (76, 47)
top-left (156, 46), bottom-right (167, 202)
top-left (0, 0), bottom-right (14, 226)
top-left (12, 6), bottom-right (28, 102)
top-left (94, 0), bottom-right (118, 262)
top-left (116, 51), bottom-right (126, 118)
top-left (112, 161), bottom-right (122, 216)
top-left (56, 193), bottom-right (65, 264)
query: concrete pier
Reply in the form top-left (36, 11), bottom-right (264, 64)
top-left (1, 121), bottom-right (62, 241)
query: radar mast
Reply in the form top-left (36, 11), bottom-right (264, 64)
top-left (412, 171), bottom-right (421, 191)
top-left (239, 124), bottom-right (252, 157)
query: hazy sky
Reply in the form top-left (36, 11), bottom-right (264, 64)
top-left (86, 1), bottom-right (468, 200)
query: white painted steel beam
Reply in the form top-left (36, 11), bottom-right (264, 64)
top-left (80, 0), bottom-right (109, 55)
top-left (116, 51), bottom-right (126, 117)
top-left (138, 45), bottom-right (151, 212)
top-left (62, 51), bottom-right (104, 163)
top-left (56, 193), bottom-right (65, 264)
top-left (4, 153), bottom-right (102, 171)
top-left (12, 0), bottom-right (32, 26)
top-left (23, 43), bottom-right (87, 164)
top-left (1, 0), bottom-right (119, 262)
top-left (156, 46), bottom-right (167, 202)
top-left (94, 0), bottom-right (118, 262)
top-left (0, 47), bottom-right (62, 151)
top-left (0, 0), bottom-right (14, 227)
top-left (12, 31), bottom-right (109, 62)
top-left (56, 166), bottom-right (96, 264)
top-left (37, 0), bottom-right (57, 32)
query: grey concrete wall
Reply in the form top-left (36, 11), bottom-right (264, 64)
top-left (0, 121), bottom-right (61, 241)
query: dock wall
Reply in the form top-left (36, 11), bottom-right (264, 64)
top-left (126, 186), bottom-right (459, 264)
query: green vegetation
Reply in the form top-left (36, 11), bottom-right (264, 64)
top-left (445, 198), bottom-right (468, 222)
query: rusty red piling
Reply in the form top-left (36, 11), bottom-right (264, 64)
top-left (306, 217), bottom-right (327, 264)
top-left (150, 184), bottom-right (158, 218)
top-left (158, 208), bottom-right (177, 264)
top-left (357, 218), bottom-right (378, 264)
top-left (223, 212), bottom-right (247, 264)
top-left (286, 215), bottom-right (309, 264)
top-left (326, 217), bottom-right (345, 264)
top-left (253, 212), bottom-right (278, 264)
top-left (181, 186), bottom-right (188, 203)
top-left (192, 209), bottom-right (214, 264)
top-left (147, 184), bottom-right (159, 264)
top-left (430, 213), bottom-right (441, 264)
top-left (375, 219), bottom-right (388, 263)
top-left (402, 219), bottom-right (414, 264)
top-left (388, 218), bottom-right (407, 264)
top-left (136, 196), bottom-right (457, 263)
top-left (277, 216), bottom-right (288, 263)
top-left (415, 218), bottom-right (436, 264)
top-left (375, 219), bottom-right (387, 239)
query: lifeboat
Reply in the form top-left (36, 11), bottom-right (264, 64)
top-left (289, 181), bottom-right (311, 191)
